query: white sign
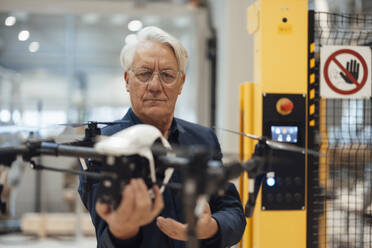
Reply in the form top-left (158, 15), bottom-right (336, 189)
top-left (320, 46), bottom-right (371, 98)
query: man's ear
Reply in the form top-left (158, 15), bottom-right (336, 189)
top-left (124, 71), bottom-right (130, 92)
top-left (178, 73), bottom-right (186, 95)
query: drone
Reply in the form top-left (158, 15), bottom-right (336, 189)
top-left (0, 121), bottom-right (323, 248)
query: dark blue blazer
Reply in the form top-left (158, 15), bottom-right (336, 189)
top-left (79, 108), bottom-right (246, 248)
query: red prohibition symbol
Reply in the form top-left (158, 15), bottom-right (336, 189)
top-left (323, 49), bottom-right (368, 95)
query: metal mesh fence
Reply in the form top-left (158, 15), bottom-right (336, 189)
top-left (315, 12), bottom-right (372, 47)
top-left (311, 11), bottom-right (372, 248)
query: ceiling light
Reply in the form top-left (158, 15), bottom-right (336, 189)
top-left (18, 30), bottom-right (30, 41)
top-left (29, 41), bottom-right (40, 53)
top-left (128, 20), bottom-right (143, 32)
top-left (5, 16), bottom-right (16, 26)
top-left (81, 13), bottom-right (100, 25)
top-left (0, 110), bottom-right (11, 122)
top-left (12, 110), bottom-right (21, 124)
top-left (125, 34), bottom-right (137, 44)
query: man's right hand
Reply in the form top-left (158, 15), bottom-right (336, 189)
top-left (96, 178), bottom-right (164, 240)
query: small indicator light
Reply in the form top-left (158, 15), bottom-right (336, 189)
top-left (266, 178), bottom-right (276, 187)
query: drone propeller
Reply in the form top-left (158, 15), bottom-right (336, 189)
top-left (215, 127), bottom-right (325, 157)
top-left (0, 124), bottom-right (65, 138)
top-left (0, 123), bottom-right (106, 148)
top-left (55, 120), bottom-right (132, 146)
top-left (265, 139), bottom-right (324, 157)
top-left (53, 125), bottom-right (86, 144)
top-left (216, 127), bottom-right (261, 141)
top-left (0, 124), bottom-right (68, 147)
top-left (57, 120), bottom-right (130, 128)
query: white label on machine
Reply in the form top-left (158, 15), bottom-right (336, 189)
top-left (320, 46), bottom-right (371, 98)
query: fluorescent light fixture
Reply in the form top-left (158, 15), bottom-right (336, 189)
top-left (125, 34), bottom-right (137, 44)
top-left (81, 13), bottom-right (100, 25)
top-left (29, 41), bottom-right (40, 53)
top-left (0, 109), bottom-right (11, 122)
top-left (18, 30), bottom-right (30, 41)
top-left (12, 110), bottom-right (21, 124)
top-left (128, 20), bottom-right (143, 32)
top-left (5, 16), bottom-right (16, 26)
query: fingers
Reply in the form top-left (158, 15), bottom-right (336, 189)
top-left (132, 179), bottom-right (163, 226)
top-left (116, 180), bottom-right (136, 217)
top-left (134, 179), bottom-right (152, 210)
top-left (151, 185), bottom-right (164, 218)
top-left (340, 71), bottom-right (347, 82)
top-left (98, 178), bottom-right (163, 230)
top-left (156, 217), bottom-right (187, 241)
top-left (133, 180), bottom-right (164, 211)
top-left (203, 203), bottom-right (211, 214)
top-left (96, 201), bottom-right (112, 219)
top-left (133, 179), bottom-right (152, 222)
top-left (340, 59), bottom-right (361, 85)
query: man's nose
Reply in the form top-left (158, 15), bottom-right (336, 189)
top-left (147, 73), bottom-right (162, 91)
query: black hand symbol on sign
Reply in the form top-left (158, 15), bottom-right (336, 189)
top-left (339, 59), bottom-right (360, 84)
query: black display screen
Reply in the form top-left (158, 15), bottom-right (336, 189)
top-left (270, 125), bottom-right (298, 143)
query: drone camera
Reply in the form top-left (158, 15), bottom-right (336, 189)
top-left (97, 154), bottom-right (153, 209)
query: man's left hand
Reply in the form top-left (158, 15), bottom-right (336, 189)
top-left (156, 203), bottom-right (218, 241)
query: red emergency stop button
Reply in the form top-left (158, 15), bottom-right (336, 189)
top-left (276, 97), bottom-right (294, 115)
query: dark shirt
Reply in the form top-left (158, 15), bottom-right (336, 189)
top-left (79, 108), bottom-right (246, 248)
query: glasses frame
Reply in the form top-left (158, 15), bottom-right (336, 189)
top-left (129, 67), bottom-right (183, 85)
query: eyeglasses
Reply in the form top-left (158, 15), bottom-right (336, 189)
top-left (130, 68), bottom-right (182, 85)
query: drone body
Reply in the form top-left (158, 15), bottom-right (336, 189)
top-left (93, 124), bottom-right (175, 208)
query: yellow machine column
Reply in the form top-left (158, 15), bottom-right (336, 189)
top-left (240, 0), bottom-right (311, 248)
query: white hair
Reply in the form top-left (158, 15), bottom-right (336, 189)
top-left (119, 26), bottom-right (188, 72)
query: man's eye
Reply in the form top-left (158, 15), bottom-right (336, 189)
top-left (161, 72), bottom-right (175, 78)
top-left (137, 72), bottom-right (152, 77)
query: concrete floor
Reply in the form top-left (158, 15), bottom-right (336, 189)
top-left (0, 234), bottom-right (96, 248)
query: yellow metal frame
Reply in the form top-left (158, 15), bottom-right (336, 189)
top-left (240, 0), bottom-right (309, 247)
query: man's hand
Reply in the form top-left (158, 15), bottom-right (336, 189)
top-left (156, 203), bottom-right (218, 241)
top-left (96, 178), bottom-right (164, 239)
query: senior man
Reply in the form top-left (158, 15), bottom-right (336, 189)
top-left (79, 26), bottom-right (246, 248)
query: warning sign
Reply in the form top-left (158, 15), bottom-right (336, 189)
top-left (320, 46), bottom-right (371, 98)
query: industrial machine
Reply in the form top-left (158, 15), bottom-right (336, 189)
top-left (240, 1), bottom-right (372, 248)
top-left (239, 0), bottom-right (316, 247)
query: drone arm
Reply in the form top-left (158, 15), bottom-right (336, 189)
top-left (157, 155), bottom-right (188, 169)
top-left (241, 156), bottom-right (267, 218)
top-left (0, 145), bottom-right (28, 166)
top-left (224, 162), bottom-right (245, 180)
top-left (244, 180), bottom-right (257, 218)
top-left (29, 160), bottom-right (115, 180)
top-left (38, 142), bottom-right (102, 159)
top-left (0, 142), bottom-right (102, 165)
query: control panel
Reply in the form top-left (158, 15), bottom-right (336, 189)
top-left (261, 93), bottom-right (306, 210)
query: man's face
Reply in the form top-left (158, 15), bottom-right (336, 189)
top-left (125, 40), bottom-right (185, 123)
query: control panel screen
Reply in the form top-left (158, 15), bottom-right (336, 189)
top-left (270, 126), bottom-right (298, 143)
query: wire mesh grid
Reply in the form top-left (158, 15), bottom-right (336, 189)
top-left (311, 11), bottom-right (372, 248)
top-left (315, 12), bottom-right (372, 47)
